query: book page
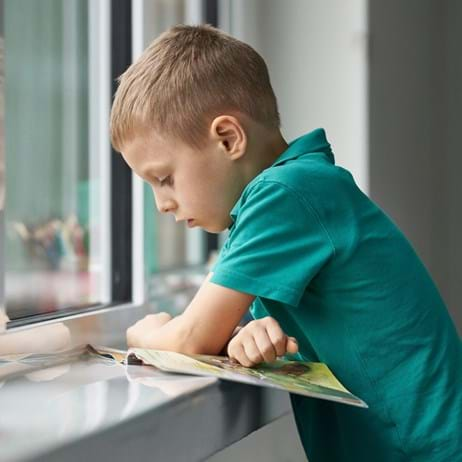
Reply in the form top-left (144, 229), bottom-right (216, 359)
top-left (127, 348), bottom-right (368, 408)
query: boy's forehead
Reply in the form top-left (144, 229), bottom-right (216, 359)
top-left (141, 131), bottom-right (190, 159)
top-left (121, 132), bottom-right (172, 173)
top-left (134, 131), bottom-right (175, 157)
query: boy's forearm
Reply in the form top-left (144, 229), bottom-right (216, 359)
top-left (138, 315), bottom-right (196, 354)
top-left (137, 318), bottom-right (242, 356)
top-left (127, 274), bottom-right (254, 355)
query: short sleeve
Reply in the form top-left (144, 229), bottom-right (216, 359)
top-left (210, 180), bottom-right (334, 307)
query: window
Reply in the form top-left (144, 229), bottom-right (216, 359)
top-left (2, 0), bottom-right (133, 327)
top-left (0, 0), bottom-right (222, 330)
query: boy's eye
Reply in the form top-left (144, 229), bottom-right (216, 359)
top-left (158, 176), bottom-right (172, 187)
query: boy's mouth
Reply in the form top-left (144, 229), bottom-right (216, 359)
top-left (187, 219), bottom-right (195, 228)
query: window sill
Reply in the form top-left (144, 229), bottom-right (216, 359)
top-left (0, 352), bottom-right (291, 462)
top-left (0, 266), bottom-right (291, 461)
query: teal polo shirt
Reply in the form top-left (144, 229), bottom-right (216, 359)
top-left (210, 128), bottom-right (462, 461)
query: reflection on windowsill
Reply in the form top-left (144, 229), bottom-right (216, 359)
top-left (25, 363), bottom-right (71, 382)
top-left (124, 364), bottom-right (217, 397)
top-left (0, 322), bottom-right (71, 356)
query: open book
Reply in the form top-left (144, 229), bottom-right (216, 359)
top-left (87, 345), bottom-right (367, 408)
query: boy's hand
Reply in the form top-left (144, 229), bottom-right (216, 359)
top-left (126, 312), bottom-right (173, 348)
top-left (227, 316), bottom-right (298, 367)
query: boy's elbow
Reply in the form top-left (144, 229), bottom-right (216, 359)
top-left (179, 339), bottom-right (221, 356)
top-left (180, 343), bottom-right (204, 356)
top-left (178, 327), bottom-right (225, 356)
top-left (172, 314), bottom-right (230, 356)
top-left (169, 319), bottom-right (212, 356)
top-left (176, 334), bottom-right (201, 355)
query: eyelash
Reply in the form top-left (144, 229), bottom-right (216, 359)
top-left (158, 176), bottom-right (171, 187)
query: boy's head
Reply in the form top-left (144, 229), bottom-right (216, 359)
top-left (110, 24), bottom-right (284, 233)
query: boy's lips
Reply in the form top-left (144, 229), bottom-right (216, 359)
top-left (175, 217), bottom-right (197, 228)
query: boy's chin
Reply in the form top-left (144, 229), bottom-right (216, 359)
top-left (203, 225), bottom-right (225, 234)
top-left (203, 221), bottom-right (230, 234)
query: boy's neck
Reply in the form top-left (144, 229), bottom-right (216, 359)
top-left (263, 130), bottom-right (289, 168)
top-left (244, 125), bottom-right (289, 182)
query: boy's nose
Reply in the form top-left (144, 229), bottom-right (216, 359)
top-left (152, 187), bottom-right (177, 214)
top-left (158, 199), bottom-right (177, 214)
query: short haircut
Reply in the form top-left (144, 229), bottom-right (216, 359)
top-left (110, 24), bottom-right (280, 151)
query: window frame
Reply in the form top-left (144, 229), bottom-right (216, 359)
top-left (2, 0), bottom-right (136, 331)
top-left (0, 0), bottom-right (5, 331)
top-left (1, 0), bottom-right (221, 334)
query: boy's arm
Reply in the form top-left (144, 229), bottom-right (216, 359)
top-left (126, 272), bottom-right (255, 355)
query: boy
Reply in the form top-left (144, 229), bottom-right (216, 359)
top-left (110, 24), bottom-right (461, 461)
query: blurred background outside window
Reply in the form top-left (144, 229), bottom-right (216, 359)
top-left (4, 0), bottom-right (111, 320)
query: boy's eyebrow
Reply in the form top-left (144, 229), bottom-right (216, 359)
top-left (141, 163), bottom-right (166, 177)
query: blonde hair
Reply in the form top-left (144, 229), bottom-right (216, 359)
top-left (110, 24), bottom-right (280, 151)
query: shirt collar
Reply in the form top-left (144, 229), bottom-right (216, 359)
top-left (228, 128), bottom-right (334, 228)
top-left (271, 128), bottom-right (334, 167)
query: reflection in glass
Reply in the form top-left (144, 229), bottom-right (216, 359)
top-left (4, 0), bottom-right (103, 319)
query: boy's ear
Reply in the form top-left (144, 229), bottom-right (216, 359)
top-left (210, 115), bottom-right (247, 160)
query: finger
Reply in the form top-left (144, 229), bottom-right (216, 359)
top-left (159, 311), bottom-right (173, 320)
top-left (253, 329), bottom-right (278, 363)
top-left (229, 343), bottom-right (254, 368)
top-left (149, 312), bottom-right (172, 322)
top-left (264, 320), bottom-right (288, 357)
top-left (242, 337), bottom-right (265, 366)
top-left (126, 326), bottom-right (141, 348)
top-left (232, 325), bottom-right (243, 337)
top-left (144, 312), bottom-right (172, 328)
top-left (286, 337), bottom-right (299, 354)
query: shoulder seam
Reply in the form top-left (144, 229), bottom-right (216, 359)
top-left (255, 179), bottom-right (337, 258)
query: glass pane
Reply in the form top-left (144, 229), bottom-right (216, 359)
top-left (140, 0), bottom-right (210, 279)
top-left (4, 0), bottom-right (106, 319)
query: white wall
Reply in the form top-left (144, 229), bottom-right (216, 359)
top-left (369, 0), bottom-right (462, 333)
top-left (227, 0), bottom-right (369, 191)
top-left (443, 0), bottom-right (462, 332)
